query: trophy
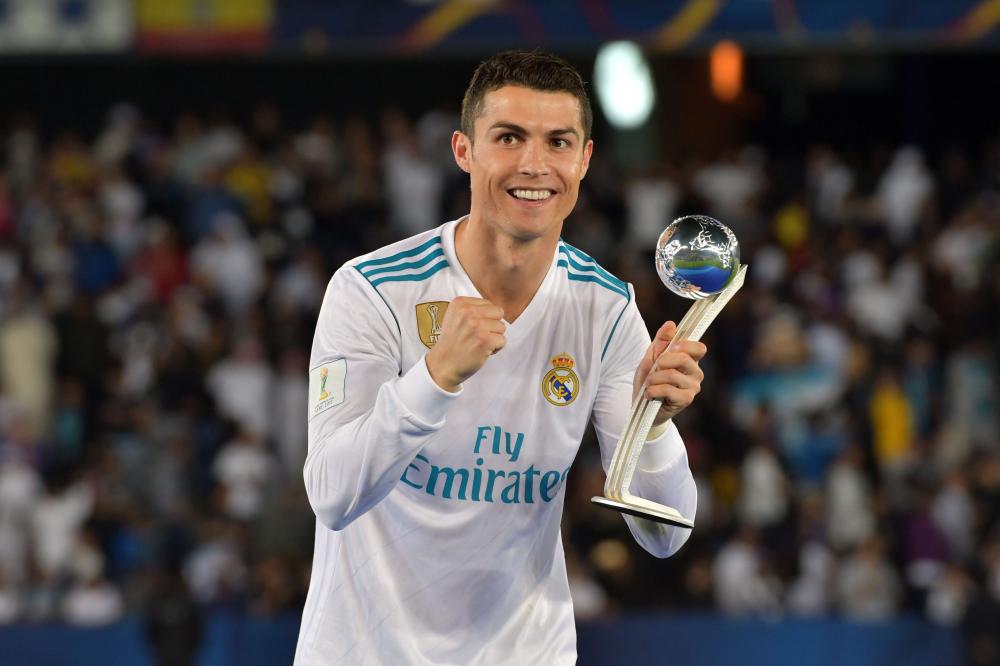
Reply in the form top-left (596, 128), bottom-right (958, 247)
top-left (591, 215), bottom-right (747, 528)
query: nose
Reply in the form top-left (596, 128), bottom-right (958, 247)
top-left (518, 138), bottom-right (550, 177)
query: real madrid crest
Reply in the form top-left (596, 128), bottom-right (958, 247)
top-left (542, 352), bottom-right (580, 407)
top-left (416, 301), bottom-right (449, 349)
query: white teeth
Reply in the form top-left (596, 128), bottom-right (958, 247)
top-left (511, 189), bottom-right (552, 201)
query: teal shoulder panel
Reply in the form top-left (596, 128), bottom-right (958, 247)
top-left (356, 236), bottom-right (442, 272)
top-left (559, 243), bottom-right (628, 292)
top-left (556, 248), bottom-right (629, 299)
top-left (369, 260), bottom-right (449, 287)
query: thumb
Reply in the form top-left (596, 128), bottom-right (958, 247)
top-left (635, 321), bottom-right (676, 395)
top-left (651, 321), bottom-right (677, 359)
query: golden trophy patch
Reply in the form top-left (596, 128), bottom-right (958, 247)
top-left (318, 366), bottom-right (331, 401)
top-left (416, 301), bottom-right (449, 348)
top-left (309, 359), bottom-right (346, 419)
top-left (542, 353), bottom-right (579, 406)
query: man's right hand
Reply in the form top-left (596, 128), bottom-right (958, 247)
top-left (425, 297), bottom-right (506, 393)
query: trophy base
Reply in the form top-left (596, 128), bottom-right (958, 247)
top-left (591, 496), bottom-right (695, 529)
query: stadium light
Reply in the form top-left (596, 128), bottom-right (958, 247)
top-left (594, 41), bottom-right (656, 130)
top-left (710, 40), bottom-right (743, 102)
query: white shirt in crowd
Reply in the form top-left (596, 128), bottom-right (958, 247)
top-left (876, 147), bottom-right (933, 245)
top-left (625, 176), bottom-right (681, 249)
top-left (190, 214), bottom-right (264, 313)
top-left (836, 542), bottom-right (901, 620)
top-left (213, 433), bottom-right (274, 520)
top-left (0, 455), bottom-right (42, 583)
top-left (206, 339), bottom-right (273, 438)
top-left (826, 455), bottom-right (875, 552)
top-left (713, 533), bottom-right (782, 617)
top-left (61, 579), bottom-right (124, 627)
top-left (30, 482), bottom-right (93, 577)
top-left (738, 444), bottom-right (788, 528)
top-left (383, 141), bottom-right (444, 238)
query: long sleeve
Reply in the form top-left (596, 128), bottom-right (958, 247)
top-left (303, 267), bottom-right (460, 531)
top-left (590, 293), bottom-right (697, 558)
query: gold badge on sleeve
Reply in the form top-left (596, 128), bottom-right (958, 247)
top-left (542, 353), bottom-right (579, 406)
top-left (309, 359), bottom-right (346, 419)
top-left (416, 301), bottom-right (449, 348)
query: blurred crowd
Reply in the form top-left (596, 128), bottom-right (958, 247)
top-left (0, 100), bottom-right (997, 658)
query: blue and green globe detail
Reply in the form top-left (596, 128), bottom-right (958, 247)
top-left (655, 215), bottom-right (741, 299)
top-left (673, 261), bottom-right (738, 294)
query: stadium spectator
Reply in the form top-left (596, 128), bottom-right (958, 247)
top-left (713, 527), bottom-right (783, 616)
top-left (206, 336), bottom-right (273, 438)
top-left (836, 536), bottom-right (901, 620)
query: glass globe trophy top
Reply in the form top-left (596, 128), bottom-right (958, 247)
top-left (591, 215), bottom-right (747, 528)
top-left (655, 215), bottom-right (740, 300)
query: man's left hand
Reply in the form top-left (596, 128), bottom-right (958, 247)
top-left (632, 321), bottom-right (707, 426)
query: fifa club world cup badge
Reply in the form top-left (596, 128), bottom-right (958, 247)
top-left (318, 366), bottom-right (331, 402)
top-left (416, 301), bottom-right (449, 348)
top-left (542, 353), bottom-right (579, 406)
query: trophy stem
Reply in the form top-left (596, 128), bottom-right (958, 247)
top-left (593, 265), bottom-right (748, 528)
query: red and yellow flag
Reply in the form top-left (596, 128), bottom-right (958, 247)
top-left (136, 0), bottom-right (273, 53)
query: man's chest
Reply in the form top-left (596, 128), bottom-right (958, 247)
top-left (398, 294), bottom-right (603, 472)
top-left (414, 335), bottom-right (596, 465)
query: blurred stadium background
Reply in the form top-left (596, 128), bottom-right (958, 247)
top-left (0, 1), bottom-right (998, 664)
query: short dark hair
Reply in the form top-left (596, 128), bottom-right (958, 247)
top-left (461, 50), bottom-right (593, 143)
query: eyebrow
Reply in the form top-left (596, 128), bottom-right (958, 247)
top-left (488, 122), bottom-right (580, 140)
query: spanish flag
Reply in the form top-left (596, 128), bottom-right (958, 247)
top-left (136, 0), bottom-right (272, 53)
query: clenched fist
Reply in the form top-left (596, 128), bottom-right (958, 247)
top-left (426, 297), bottom-right (506, 393)
top-left (633, 321), bottom-right (707, 426)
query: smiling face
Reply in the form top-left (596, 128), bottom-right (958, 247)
top-left (452, 85), bottom-right (593, 243)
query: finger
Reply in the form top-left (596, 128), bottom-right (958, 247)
top-left (471, 303), bottom-right (505, 320)
top-left (449, 296), bottom-right (483, 310)
top-left (635, 341), bottom-right (657, 388)
top-left (653, 321), bottom-right (677, 344)
top-left (650, 321), bottom-right (676, 359)
top-left (666, 340), bottom-right (708, 361)
top-left (449, 297), bottom-right (503, 321)
top-left (645, 383), bottom-right (695, 405)
top-left (657, 341), bottom-right (707, 366)
top-left (487, 333), bottom-right (506, 354)
top-left (654, 351), bottom-right (704, 380)
top-left (453, 296), bottom-right (492, 306)
top-left (641, 323), bottom-right (675, 371)
top-left (482, 319), bottom-right (507, 334)
top-left (646, 368), bottom-right (698, 392)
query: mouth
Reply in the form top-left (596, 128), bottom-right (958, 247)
top-left (507, 188), bottom-right (556, 204)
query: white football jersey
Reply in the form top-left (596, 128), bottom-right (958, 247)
top-left (296, 218), bottom-right (696, 665)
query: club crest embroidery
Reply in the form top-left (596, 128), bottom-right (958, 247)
top-left (416, 301), bottom-right (449, 348)
top-left (542, 352), bottom-right (580, 407)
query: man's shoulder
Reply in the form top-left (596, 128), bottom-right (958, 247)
top-left (553, 241), bottom-right (637, 362)
top-left (345, 225), bottom-right (449, 289)
top-left (556, 240), bottom-right (631, 305)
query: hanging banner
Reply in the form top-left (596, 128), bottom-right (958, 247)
top-left (135, 0), bottom-right (273, 54)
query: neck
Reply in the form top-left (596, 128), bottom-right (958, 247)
top-left (454, 216), bottom-right (558, 322)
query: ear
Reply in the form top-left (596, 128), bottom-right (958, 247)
top-left (452, 131), bottom-right (472, 174)
top-left (579, 139), bottom-right (594, 180)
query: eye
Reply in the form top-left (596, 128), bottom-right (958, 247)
top-left (551, 138), bottom-right (570, 149)
top-left (499, 134), bottom-right (519, 145)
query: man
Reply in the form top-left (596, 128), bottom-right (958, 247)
top-left (296, 50), bottom-right (705, 664)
